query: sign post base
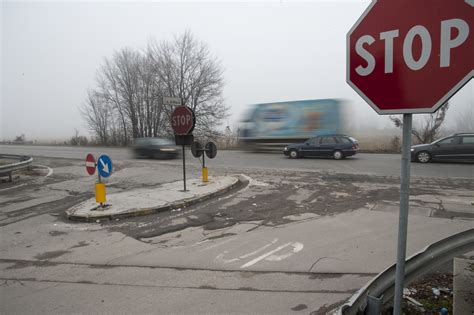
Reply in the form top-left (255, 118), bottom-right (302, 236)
top-left (202, 167), bottom-right (209, 182)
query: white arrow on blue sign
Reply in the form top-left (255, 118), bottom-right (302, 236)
top-left (97, 155), bottom-right (113, 178)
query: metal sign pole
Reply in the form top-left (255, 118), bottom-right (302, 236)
top-left (97, 165), bottom-right (103, 207)
top-left (393, 113), bottom-right (412, 315)
top-left (182, 144), bottom-right (187, 191)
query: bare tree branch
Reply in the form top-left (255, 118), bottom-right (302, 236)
top-left (389, 102), bottom-right (450, 144)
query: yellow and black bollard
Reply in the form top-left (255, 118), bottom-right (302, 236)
top-left (95, 182), bottom-right (106, 206)
top-left (202, 167), bottom-right (209, 182)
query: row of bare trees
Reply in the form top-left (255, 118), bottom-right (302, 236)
top-left (81, 31), bottom-right (227, 145)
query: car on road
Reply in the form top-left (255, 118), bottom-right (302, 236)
top-left (132, 138), bottom-right (179, 159)
top-left (283, 134), bottom-right (359, 159)
top-left (411, 133), bottom-right (474, 163)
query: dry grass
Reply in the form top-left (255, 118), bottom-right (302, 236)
top-left (354, 134), bottom-right (401, 153)
top-left (217, 134), bottom-right (404, 153)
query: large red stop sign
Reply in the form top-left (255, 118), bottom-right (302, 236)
top-left (171, 106), bottom-right (195, 135)
top-left (347, 0), bottom-right (473, 114)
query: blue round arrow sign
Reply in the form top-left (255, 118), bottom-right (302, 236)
top-left (97, 155), bottom-right (113, 178)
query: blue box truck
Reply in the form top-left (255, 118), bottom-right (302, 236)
top-left (239, 99), bottom-right (343, 150)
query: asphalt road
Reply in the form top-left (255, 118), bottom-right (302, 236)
top-left (1, 147), bottom-right (473, 314)
top-left (1, 144), bottom-right (473, 179)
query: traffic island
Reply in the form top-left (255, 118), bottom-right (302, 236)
top-left (66, 175), bottom-right (245, 222)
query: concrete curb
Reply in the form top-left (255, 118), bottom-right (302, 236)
top-left (66, 175), bottom-right (248, 222)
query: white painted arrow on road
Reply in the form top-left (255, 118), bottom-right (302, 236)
top-left (240, 242), bottom-right (304, 268)
top-left (215, 239), bottom-right (304, 269)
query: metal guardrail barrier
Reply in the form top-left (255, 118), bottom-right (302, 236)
top-left (338, 228), bottom-right (474, 315)
top-left (0, 154), bottom-right (33, 182)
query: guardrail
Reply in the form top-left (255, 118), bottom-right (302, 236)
top-left (338, 228), bottom-right (474, 314)
top-left (0, 154), bottom-right (33, 182)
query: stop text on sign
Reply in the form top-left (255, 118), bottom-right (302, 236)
top-left (171, 106), bottom-right (195, 135)
top-left (172, 114), bottom-right (192, 127)
top-left (355, 18), bottom-right (469, 76)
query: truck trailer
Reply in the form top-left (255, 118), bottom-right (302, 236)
top-left (239, 99), bottom-right (343, 151)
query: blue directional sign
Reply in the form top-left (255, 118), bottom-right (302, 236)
top-left (97, 155), bottom-right (113, 178)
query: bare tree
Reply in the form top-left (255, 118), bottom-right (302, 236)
top-left (148, 30), bottom-right (228, 135)
top-left (136, 53), bottom-right (167, 137)
top-left (96, 48), bottom-right (168, 141)
top-left (81, 91), bottom-right (110, 145)
top-left (82, 32), bottom-right (227, 144)
top-left (389, 102), bottom-right (450, 144)
top-left (97, 56), bottom-right (130, 145)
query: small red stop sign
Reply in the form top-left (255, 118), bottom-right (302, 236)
top-left (171, 106), bottom-right (195, 135)
top-left (85, 153), bottom-right (96, 175)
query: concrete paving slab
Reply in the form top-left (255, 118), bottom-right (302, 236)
top-left (453, 257), bottom-right (474, 315)
top-left (65, 176), bottom-right (242, 221)
top-left (443, 201), bottom-right (474, 214)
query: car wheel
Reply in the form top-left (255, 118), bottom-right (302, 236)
top-left (333, 150), bottom-right (344, 160)
top-left (416, 151), bottom-right (431, 163)
top-left (289, 150), bottom-right (299, 159)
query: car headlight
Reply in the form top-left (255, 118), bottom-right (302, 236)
top-left (410, 148), bottom-right (414, 152)
top-left (284, 147), bottom-right (288, 151)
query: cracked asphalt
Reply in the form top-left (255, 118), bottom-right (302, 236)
top-left (1, 152), bottom-right (473, 314)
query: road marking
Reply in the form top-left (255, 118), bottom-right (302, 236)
top-left (36, 164), bottom-right (53, 177)
top-left (0, 164), bottom-right (53, 192)
top-left (201, 237), bottom-right (237, 251)
top-left (214, 238), bottom-right (279, 264)
top-left (215, 251), bottom-right (240, 264)
top-left (215, 239), bottom-right (304, 268)
top-left (0, 183), bottom-right (27, 192)
top-left (266, 242), bottom-right (304, 261)
top-left (240, 242), bottom-right (292, 268)
top-left (238, 238), bottom-right (279, 259)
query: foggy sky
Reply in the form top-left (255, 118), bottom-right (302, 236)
top-left (1, 1), bottom-right (472, 141)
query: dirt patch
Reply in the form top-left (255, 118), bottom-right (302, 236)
top-left (5, 259), bottom-right (59, 270)
top-left (49, 231), bottom-right (68, 236)
top-left (34, 250), bottom-right (71, 260)
top-left (291, 304), bottom-right (308, 311)
top-left (403, 272), bottom-right (453, 314)
top-left (70, 241), bottom-right (89, 248)
top-left (102, 169), bottom-right (474, 242)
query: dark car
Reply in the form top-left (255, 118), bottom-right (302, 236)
top-left (132, 138), bottom-right (179, 159)
top-left (283, 135), bottom-right (359, 159)
top-left (411, 133), bottom-right (474, 163)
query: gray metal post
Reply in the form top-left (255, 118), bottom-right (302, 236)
top-left (182, 144), bottom-right (187, 191)
top-left (393, 113), bottom-right (412, 315)
top-left (97, 166), bottom-right (103, 207)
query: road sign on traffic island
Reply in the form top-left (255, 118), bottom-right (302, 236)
top-left (97, 155), bottom-right (113, 178)
top-left (190, 141), bottom-right (218, 183)
top-left (163, 96), bottom-right (182, 107)
top-left (171, 106), bottom-right (195, 192)
top-left (85, 153), bottom-right (96, 175)
top-left (205, 142), bottom-right (217, 159)
top-left (191, 141), bottom-right (203, 158)
top-left (347, 0), bottom-right (473, 114)
top-left (171, 106), bottom-right (195, 135)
